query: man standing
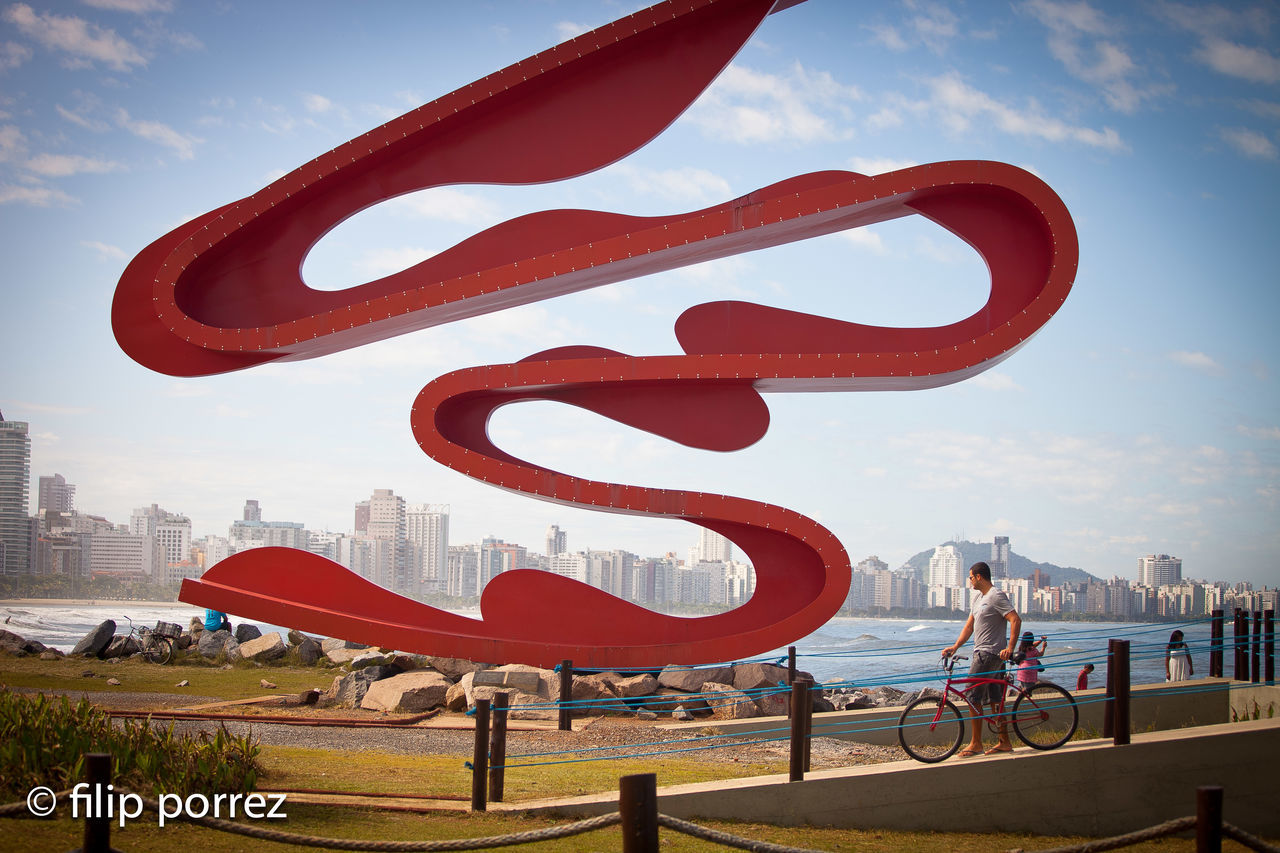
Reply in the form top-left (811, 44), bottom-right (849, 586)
top-left (942, 561), bottom-right (1022, 756)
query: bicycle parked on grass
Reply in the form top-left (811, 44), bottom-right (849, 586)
top-left (122, 615), bottom-right (181, 665)
top-left (898, 652), bottom-right (1079, 762)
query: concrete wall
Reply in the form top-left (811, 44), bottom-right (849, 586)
top-left (515, 717), bottom-right (1280, 838)
top-left (670, 678), bottom-right (1262, 747)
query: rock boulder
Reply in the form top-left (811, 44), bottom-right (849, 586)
top-left (360, 670), bottom-right (452, 713)
top-left (72, 620), bottom-right (116, 657)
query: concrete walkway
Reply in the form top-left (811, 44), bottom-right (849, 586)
top-left (502, 717), bottom-right (1280, 838)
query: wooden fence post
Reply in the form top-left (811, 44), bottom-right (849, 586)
top-left (789, 678), bottom-right (810, 781)
top-left (1252, 611), bottom-right (1262, 685)
top-left (1112, 640), bottom-right (1130, 746)
top-left (787, 646), bottom-right (796, 719)
top-left (1234, 610), bottom-right (1248, 681)
top-left (471, 698), bottom-right (490, 812)
top-left (81, 752), bottom-right (112, 853)
top-left (1266, 609), bottom-right (1275, 685)
top-left (619, 773), bottom-right (659, 853)
top-left (489, 691), bottom-right (509, 803)
top-left (1196, 785), bottom-right (1223, 853)
top-left (558, 659), bottom-right (573, 732)
top-left (1209, 609), bottom-right (1224, 679)
top-left (1102, 639), bottom-right (1115, 739)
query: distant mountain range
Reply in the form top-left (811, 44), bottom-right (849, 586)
top-left (903, 540), bottom-right (1101, 586)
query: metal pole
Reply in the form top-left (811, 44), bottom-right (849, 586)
top-left (1252, 611), bottom-right (1262, 685)
top-left (1266, 609), bottom-right (1275, 685)
top-left (1209, 609), bottom-right (1223, 679)
top-left (488, 691), bottom-right (509, 803)
top-left (558, 659), bottom-right (573, 732)
top-left (787, 646), bottom-right (796, 719)
top-left (82, 752), bottom-right (111, 853)
top-left (789, 679), bottom-right (807, 782)
top-left (619, 773), bottom-right (659, 853)
top-left (1234, 610), bottom-right (1247, 681)
top-left (471, 698), bottom-right (490, 811)
top-left (1112, 639), bottom-right (1130, 746)
top-left (1102, 639), bottom-right (1115, 739)
top-left (802, 678), bottom-right (813, 773)
top-left (1196, 786), bottom-right (1223, 853)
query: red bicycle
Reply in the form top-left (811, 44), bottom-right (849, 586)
top-left (897, 653), bottom-right (1079, 762)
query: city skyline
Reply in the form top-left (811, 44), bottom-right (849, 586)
top-left (1, 2), bottom-right (1278, 587)
top-left (20, 460), bottom-right (1270, 593)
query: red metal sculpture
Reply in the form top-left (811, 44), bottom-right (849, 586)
top-left (112, 0), bottom-right (1076, 667)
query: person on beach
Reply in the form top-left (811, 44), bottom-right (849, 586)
top-left (1076, 663), bottom-right (1095, 691)
top-left (1166, 630), bottom-right (1193, 682)
top-left (1015, 631), bottom-right (1047, 688)
top-left (942, 561), bottom-right (1022, 757)
top-left (204, 608), bottom-right (230, 633)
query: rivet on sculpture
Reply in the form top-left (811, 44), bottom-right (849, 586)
top-left (111, 0), bottom-right (1077, 668)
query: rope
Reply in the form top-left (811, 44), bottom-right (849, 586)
top-left (137, 793), bottom-right (623, 851)
top-left (657, 813), bottom-right (827, 852)
top-left (1224, 823), bottom-right (1280, 853)
top-left (0, 789), bottom-right (74, 818)
top-left (1017, 816), bottom-right (1195, 852)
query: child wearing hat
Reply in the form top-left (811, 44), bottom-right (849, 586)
top-left (1015, 631), bottom-right (1048, 687)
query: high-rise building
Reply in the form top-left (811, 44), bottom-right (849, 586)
top-left (1138, 554), bottom-right (1182, 587)
top-left (0, 413), bottom-right (31, 574)
top-left (365, 489), bottom-right (413, 594)
top-left (243, 499), bottom-right (261, 522)
top-left (130, 504), bottom-right (192, 566)
top-left (407, 504), bottom-right (450, 590)
top-left (38, 474), bottom-right (75, 514)
top-left (991, 535), bottom-right (1010, 580)
top-left (545, 524), bottom-right (566, 557)
top-left (695, 528), bottom-right (734, 563)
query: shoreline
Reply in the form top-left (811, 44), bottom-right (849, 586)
top-left (1, 598), bottom-right (184, 607)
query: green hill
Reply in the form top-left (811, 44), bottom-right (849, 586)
top-left (903, 540), bottom-right (1100, 585)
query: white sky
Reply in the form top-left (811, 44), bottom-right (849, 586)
top-left (1, 0), bottom-right (1278, 587)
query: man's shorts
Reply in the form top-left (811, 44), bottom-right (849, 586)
top-left (968, 650), bottom-right (1006, 706)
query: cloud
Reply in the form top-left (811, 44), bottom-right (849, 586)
top-left (1167, 350), bottom-right (1222, 372)
top-left (555, 21), bottom-right (591, 41)
top-left (1159, 3), bottom-right (1280, 84)
top-left (387, 187), bottom-right (502, 224)
top-left (115, 108), bottom-right (200, 158)
top-left (1237, 424), bottom-right (1280, 441)
top-left (0, 183), bottom-right (76, 206)
top-left (82, 0), bottom-right (174, 12)
top-left (1219, 126), bottom-right (1277, 160)
top-left (848, 156), bottom-right (918, 174)
top-left (687, 62), bottom-right (861, 144)
top-left (921, 72), bottom-right (1127, 149)
top-left (0, 124), bottom-right (24, 161)
top-left (1, 39), bottom-right (32, 69)
top-left (867, 24), bottom-right (908, 52)
top-left (24, 152), bottom-right (122, 177)
top-left (3, 3), bottom-right (146, 71)
top-left (1195, 38), bottom-right (1280, 85)
top-left (1023, 0), bottom-right (1169, 113)
top-left (603, 163), bottom-right (732, 204)
top-left (303, 93), bottom-right (335, 114)
top-left (968, 372), bottom-right (1024, 392)
top-left (838, 227), bottom-right (888, 253)
top-left (81, 240), bottom-right (126, 260)
top-left (56, 104), bottom-right (110, 131)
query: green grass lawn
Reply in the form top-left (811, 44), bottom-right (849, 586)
top-left (0, 649), bottom-right (337, 698)
top-left (0, 654), bottom-right (1248, 852)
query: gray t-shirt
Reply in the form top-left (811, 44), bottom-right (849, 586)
top-left (971, 588), bottom-right (1015, 654)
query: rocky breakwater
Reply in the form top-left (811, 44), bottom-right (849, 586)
top-left (15, 621), bottom-right (913, 721)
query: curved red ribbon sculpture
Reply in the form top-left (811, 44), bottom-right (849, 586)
top-left (112, 0), bottom-right (1076, 667)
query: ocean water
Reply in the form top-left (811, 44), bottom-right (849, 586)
top-left (1, 601), bottom-right (1222, 691)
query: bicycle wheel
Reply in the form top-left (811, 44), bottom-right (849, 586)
top-left (1012, 682), bottom-right (1078, 749)
top-left (141, 634), bottom-right (173, 665)
top-left (898, 696), bottom-right (965, 763)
